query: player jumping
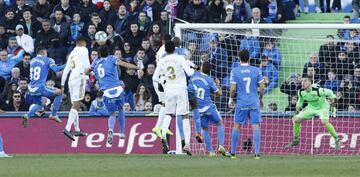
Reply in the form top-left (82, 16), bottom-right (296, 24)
top-left (229, 50), bottom-right (265, 159)
top-left (22, 46), bottom-right (65, 127)
top-left (191, 61), bottom-right (227, 157)
top-left (285, 76), bottom-right (341, 150)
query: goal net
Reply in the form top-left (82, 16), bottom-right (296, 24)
top-left (174, 24), bottom-right (360, 155)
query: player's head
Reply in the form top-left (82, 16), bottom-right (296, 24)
top-left (302, 76), bottom-right (313, 89)
top-left (162, 34), bottom-right (172, 43)
top-left (201, 61), bottom-right (211, 75)
top-left (98, 45), bottom-right (109, 58)
top-left (76, 35), bottom-right (88, 47)
top-left (172, 36), bottom-right (181, 47)
top-left (165, 41), bottom-right (175, 54)
top-left (36, 45), bottom-right (48, 56)
top-left (239, 49), bottom-right (249, 63)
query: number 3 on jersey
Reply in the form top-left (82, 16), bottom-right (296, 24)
top-left (167, 66), bottom-right (176, 80)
top-left (30, 66), bottom-right (41, 80)
top-left (243, 77), bottom-right (251, 94)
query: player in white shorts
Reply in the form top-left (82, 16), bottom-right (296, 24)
top-left (153, 41), bottom-right (195, 155)
top-left (61, 36), bottom-right (90, 141)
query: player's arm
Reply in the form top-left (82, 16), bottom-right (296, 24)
top-left (214, 78), bottom-right (222, 96)
top-left (152, 64), bottom-right (165, 84)
top-left (229, 69), bottom-right (236, 106)
top-left (116, 59), bottom-right (139, 70)
top-left (181, 57), bottom-right (194, 76)
top-left (60, 56), bottom-right (72, 92)
top-left (296, 90), bottom-right (304, 113)
top-left (186, 59), bottom-right (197, 70)
top-left (49, 57), bottom-right (65, 72)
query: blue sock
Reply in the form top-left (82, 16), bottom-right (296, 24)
top-left (202, 129), bottom-right (213, 152)
top-left (27, 104), bottom-right (42, 118)
top-left (231, 129), bottom-right (240, 155)
top-left (51, 94), bottom-right (62, 116)
top-left (118, 110), bottom-right (125, 134)
top-left (176, 115), bottom-right (184, 140)
top-left (253, 128), bottom-right (261, 155)
top-left (192, 109), bottom-right (201, 134)
top-left (0, 134), bottom-right (3, 152)
top-left (217, 124), bottom-right (225, 146)
top-left (108, 115), bottom-right (116, 131)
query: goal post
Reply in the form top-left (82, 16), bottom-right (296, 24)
top-left (173, 23), bottom-right (360, 155)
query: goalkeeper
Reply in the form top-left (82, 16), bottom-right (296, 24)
top-left (285, 76), bottom-right (341, 150)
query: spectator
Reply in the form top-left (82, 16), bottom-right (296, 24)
top-left (0, 0), bottom-right (7, 18)
top-left (144, 101), bottom-right (153, 111)
top-left (77, 0), bottom-right (97, 24)
top-left (50, 9), bottom-right (70, 47)
top-left (209, 37), bottom-right (228, 79)
top-left (69, 12), bottom-right (85, 44)
top-left (8, 67), bottom-right (22, 85)
top-left (331, 0), bottom-right (342, 12)
top-left (207, 0), bottom-right (226, 23)
top-left (141, 38), bottom-right (156, 66)
top-left (260, 56), bottom-right (278, 94)
top-left (245, 7), bottom-right (267, 36)
top-left (148, 23), bottom-right (163, 51)
top-left (35, 20), bottom-right (60, 48)
top-left (222, 4), bottom-right (236, 23)
top-left (128, 0), bottom-right (140, 19)
top-left (353, 0), bottom-right (360, 18)
top-left (302, 52), bottom-right (324, 79)
top-left (14, 0), bottom-right (32, 20)
top-left (84, 23), bottom-right (97, 49)
top-left (99, 0), bottom-right (116, 25)
top-left (305, 66), bottom-right (321, 84)
top-left (81, 92), bottom-right (92, 111)
top-left (0, 9), bottom-right (17, 36)
top-left (0, 91), bottom-right (29, 111)
top-left (335, 52), bottom-right (353, 80)
top-left (47, 37), bottom-right (68, 65)
top-left (140, 63), bottom-right (158, 105)
top-left (52, 0), bottom-right (76, 20)
top-left (89, 91), bottom-right (108, 116)
top-left (59, 93), bottom-right (72, 111)
top-left (7, 37), bottom-right (24, 57)
top-left (268, 102), bottom-right (278, 112)
top-left (140, 0), bottom-right (161, 22)
top-left (1, 81), bottom-right (19, 103)
top-left (187, 40), bottom-right (201, 66)
top-left (233, 0), bottom-right (252, 23)
top-left (15, 52), bottom-right (30, 79)
top-left (239, 30), bottom-right (260, 66)
top-left (19, 8), bottom-right (42, 38)
top-left (133, 48), bottom-right (149, 67)
top-left (15, 24), bottom-right (34, 54)
top-left (0, 25), bottom-right (8, 49)
top-left (285, 95), bottom-right (297, 112)
top-left (319, 35), bottom-right (337, 72)
top-left (89, 12), bottom-right (105, 32)
top-left (262, 39), bottom-right (281, 69)
top-left (33, 0), bottom-right (52, 22)
top-left (324, 70), bottom-right (340, 92)
top-left (134, 83), bottom-right (152, 111)
top-left (113, 4), bottom-right (129, 35)
top-left (266, 0), bottom-right (284, 23)
top-left (352, 65), bottom-right (360, 91)
top-left (337, 79), bottom-right (357, 111)
top-left (138, 11), bottom-right (152, 34)
top-left (123, 102), bottom-right (132, 112)
top-left (121, 67), bottom-right (140, 94)
top-left (122, 42), bottom-right (135, 63)
top-left (337, 15), bottom-right (351, 40)
top-left (183, 0), bottom-right (208, 23)
top-left (17, 77), bottom-right (28, 97)
top-left (123, 22), bottom-right (144, 53)
top-left (105, 24), bottom-right (123, 50)
top-left (0, 49), bottom-right (24, 80)
top-left (343, 40), bottom-right (360, 64)
top-left (157, 10), bottom-right (171, 35)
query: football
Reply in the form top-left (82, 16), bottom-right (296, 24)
top-left (95, 31), bottom-right (107, 43)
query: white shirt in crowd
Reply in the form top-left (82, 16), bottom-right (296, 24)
top-left (16, 34), bottom-right (34, 54)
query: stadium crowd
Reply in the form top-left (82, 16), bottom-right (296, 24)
top-left (0, 0), bottom-right (358, 114)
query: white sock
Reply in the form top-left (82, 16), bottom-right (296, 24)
top-left (155, 106), bottom-right (166, 128)
top-left (161, 115), bottom-right (172, 139)
top-left (73, 109), bottom-right (80, 132)
top-left (183, 119), bottom-right (191, 145)
top-left (65, 109), bottom-right (76, 131)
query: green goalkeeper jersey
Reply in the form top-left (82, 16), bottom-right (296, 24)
top-left (296, 87), bottom-right (336, 109)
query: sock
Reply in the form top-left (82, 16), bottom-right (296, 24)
top-left (65, 109), bottom-right (77, 131)
top-left (176, 115), bottom-right (184, 140)
top-left (217, 124), bottom-right (225, 146)
top-left (0, 134), bottom-right (3, 152)
top-left (231, 129), bottom-right (240, 155)
top-left (73, 109), bottom-right (80, 131)
top-left (51, 94), bottom-right (62, 116)
top-left (203, 129), bottom-right (213, 152)
top-left (192, 109), bottom-right (201, 134)
top-left (183, 118), bottom-right (191, 145)
top-left (108, 114), bottom-right (116, 131)
top-left (118, 109), bottom-right (125, 134)
top-left (253, 128), bottom-right (261, 155)
top-left (293, 123), bottom-right (301, 141)
top-left (27, 104), bottom-right (42, 118)
top-left (155, 106), bottom-right (166, 128)
top-left (161, 115), bottom-right (172, 139)
top-left (325, 123), bottom-right (338, 139)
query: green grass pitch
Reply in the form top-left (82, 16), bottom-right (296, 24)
top-left (0, 154), bottom-right (359, 177)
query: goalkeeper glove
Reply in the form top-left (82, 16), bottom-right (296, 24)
top-left (332, 107), bottom-right (337, 118)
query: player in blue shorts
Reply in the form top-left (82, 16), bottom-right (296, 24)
top-left (229, 50), bottom-right (266, 159)
top-left (191, 61), bottom-right (227, 157)
top-left (88, 46), bottom-right (138, 144)
top-left (22, 46), bottom-right (65, 128)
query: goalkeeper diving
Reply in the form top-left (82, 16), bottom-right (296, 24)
top-left (285, 76), bottom-right (341, 149)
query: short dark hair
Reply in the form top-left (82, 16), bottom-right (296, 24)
top-left (20, 77), bottom-right (28, 82)
top-left (137, 47), bottom-right (145, 52)
top-left (36, 46), bottom-right (47, 55)
top-left (202, 61), bottom-right (211, 75)
top-left (23, 52), bottom-right (31, 58)
top-left (163, 34), bottom-right (172, 42)
top-left (76, 35), bottom-right (88, 45)
top-left (303, 75), bottom-right (313, 83)
top-left (326, 35), bottom-right (334, 39)
top-left (239, 50), bottom-right (249, 63)
top-left (165, 41), bottom-right (175, 54)
top-left (344, 15), bottom-right (351, 20)
top-left (172, 37), bottom-right (181, 47)
top-left (98, 46), bottom-right (109, 58)
top-left (23, 8), bottom-right (32, 13)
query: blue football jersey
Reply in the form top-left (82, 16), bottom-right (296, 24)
top-left (29, 56), bottom-right (57, 88)
top-left (191, 71), bottom-right (218, 109)
top-left (230, 64), bottom-right (264, 109)
top-left (91, 55), bottom-right (121, 91)
top-left (161, 47), bottom-right (188, 59)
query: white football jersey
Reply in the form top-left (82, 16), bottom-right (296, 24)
top-left (61, 46), bottom-right (90, 86)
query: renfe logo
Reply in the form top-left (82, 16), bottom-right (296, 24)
top-left (70, 123), bottom-right (158, 154)
top-left (315, 133), bottom-right (360, 149)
